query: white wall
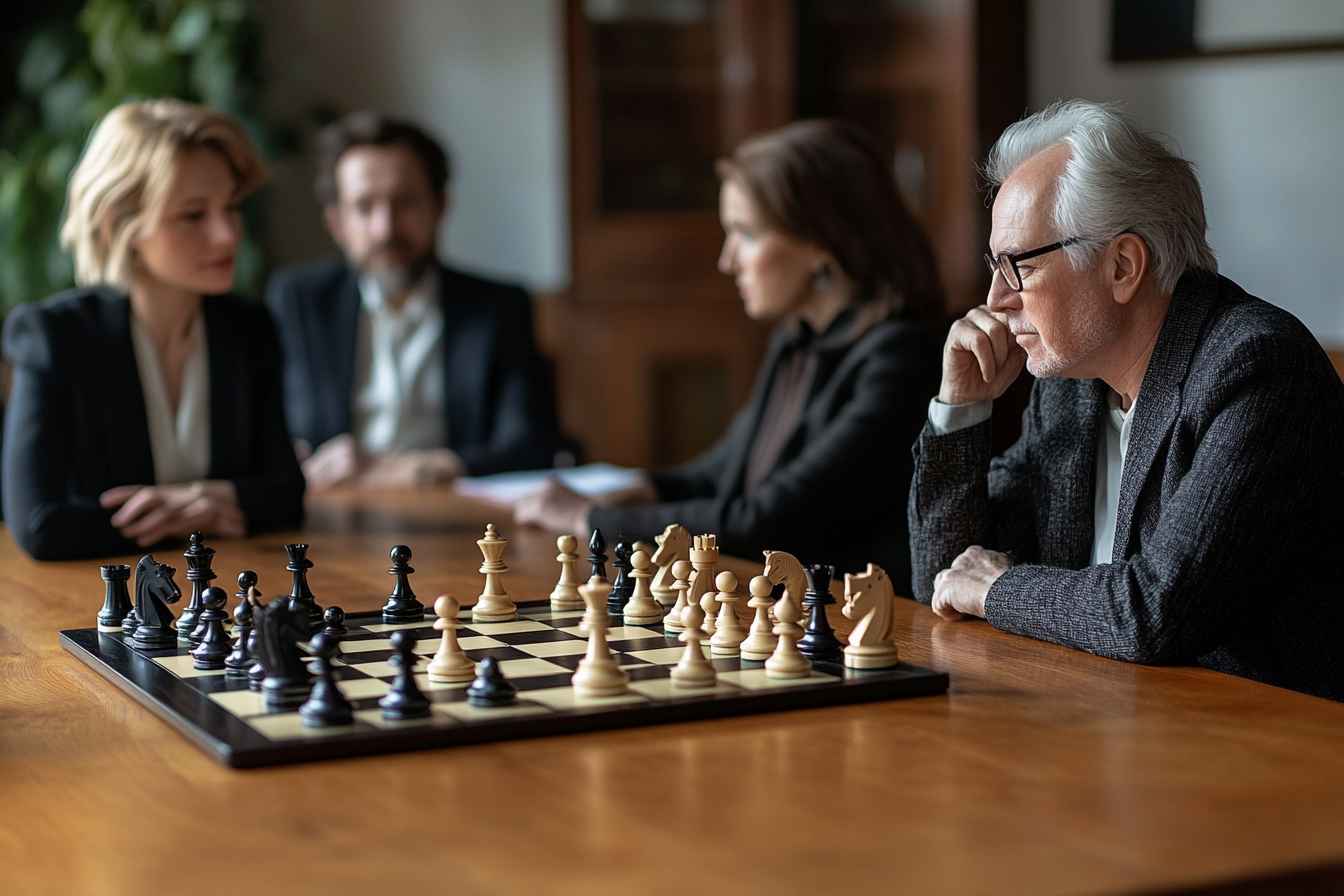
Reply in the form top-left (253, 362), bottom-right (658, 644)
top-left (1031, 0), bottom-right (1344, 344)
top-left (257, 0), bottom-right (568, 291)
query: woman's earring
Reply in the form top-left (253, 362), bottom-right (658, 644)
top-left (813, 261), bottom-right (834, 291)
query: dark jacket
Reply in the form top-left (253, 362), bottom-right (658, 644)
top-left (265, 259), bottom-right (562, 476)
top-left (2, 289), bottom-right (305, 561)
top-left (909, 271), bottom-right (1344, 699)
top-left (591, 310), bottom-right (943, 591)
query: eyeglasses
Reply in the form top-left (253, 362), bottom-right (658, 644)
top-left (983, 237), bottom-right (1084, 292)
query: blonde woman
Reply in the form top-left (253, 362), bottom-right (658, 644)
top-left (2, 99), bottom-right (304, 560)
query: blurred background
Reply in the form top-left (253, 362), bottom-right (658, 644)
top-left (3, 0), bottom-right (1342, 469)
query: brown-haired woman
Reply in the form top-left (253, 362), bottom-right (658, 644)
top-left (517, 119), bottom-right (943, 590)
top-left (2, 99), bottom-right (304, 560)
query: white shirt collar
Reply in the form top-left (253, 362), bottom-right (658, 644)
top-left (358, 266), bottom-right (439, 319)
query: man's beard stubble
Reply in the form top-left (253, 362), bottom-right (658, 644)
top-left (357, 244), bottom-right (434, 297)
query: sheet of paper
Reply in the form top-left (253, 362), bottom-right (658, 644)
top-left (454, 463), bottom-right (643, 505)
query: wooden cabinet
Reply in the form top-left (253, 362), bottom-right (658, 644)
top-left (542, 0), bottom-right (1026, 468)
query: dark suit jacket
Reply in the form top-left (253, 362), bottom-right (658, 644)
top-left (591, 313), bottom-right (942, 590)
top-left (265, 260), bottom-right (562, 476)
top-left (909, 271), bottom-right (1344, 699)
top-left (2, 289), bottom-right (306, 561)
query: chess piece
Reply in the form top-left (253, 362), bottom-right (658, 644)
top-left (662, 560), bottom-right (692, 634)
top-left (320, 606), bottom-right (347, 660)
top-left (586, 528), bottom-right (608, 580)
top-left (571, 576), bottom-right (628, 698)
top-left (765, 579), bottom-right (811, 679)
top-left (180, 532), bottom-right (216, 643)
top-left (607, 539), bottom-right (634, 614)
top-left (687, 534), bottom-right (719, 635)
top-left (300, 633), bottom-right (354, 727)
top-left (379, 631), bottom-right (432, 720)
top-left (427, 594), bottom-right (476, 682)
top-left (245, 584), bottom-right (266, 691)
top-left (549, 535), bottom-right (584, 611)
top-left (739, 575), bottom-right (779, 661)
top-left (130, 554), bottom-right (182, 650)
top-left (472, 524), bottom-right (517, 622)
top-left (224, 575), bottom-right (256, 676)
top-left (670, 592), bottom-right (716, 687)
top-left (382, 544), bottom-right (426, 624)
top-left (97, 563), bottom-right (132, 629)
top-left (322, 606), bottom-right (348, 640)
top-left (253, 591), bottom-right (313, 708)
top-left (798, 563), bottom-right (844, 662)
top-left (841, 564), bottom-right (901, 669)
top-left (650, 524), bottom-right (690, 608)
top-left (283, 543), bottom-right (324, 633)
top-left (466, 656), bottom-right (517, 707)
top-left (709, 571), bottom-right (747, 656)
top-left (577, 575), bottom-right (611, 636)
top-left (633, 540), bottom-right (657, 562)
top-left (120, 605), bottom-right (141, 637)
top-left (621, 549), bottom-right (663, 625)
top-left (190, 587), bottom-right (234, 670)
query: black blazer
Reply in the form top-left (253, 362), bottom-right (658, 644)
top-left (590, 313), bottom-right (943, 591)
top-left (909, 271), bottom-right (1344, 699)
top-left (265, 259), bottom-right (562, 476)
top-left (2, 289), bottom-right (306, 561)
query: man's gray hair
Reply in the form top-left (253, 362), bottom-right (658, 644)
top-left (984, 99), bottom-right (1217, 294)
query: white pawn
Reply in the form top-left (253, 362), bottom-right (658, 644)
top-left (699, 583), bottom-right (718, 638)
top-left (427, 594), bottom-right (476, 682)
top-left (549, 535), bottom-right (584, 611)
top-left (739, 575), bottom-right (778, 661)
top-left (622, 549), bottom-right (663, 625)
top-left (572, 576), bottom-right (628, 698)
top-left (670, 592), bottom-right (716, 687)
top-left (765, 584), bottom-right (810, 679)
top-left (663, 560), bottom-right (691, 633)
top-left (709, 571), bottom-right (747, 656)
top-left (577, 575), bottom-right (610, 636)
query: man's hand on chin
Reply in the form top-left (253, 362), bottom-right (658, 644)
top-left (931, 545), bottom-right (1013, 620)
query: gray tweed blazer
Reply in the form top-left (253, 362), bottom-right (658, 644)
top-left (908, 270), bottom-right (1344, 699)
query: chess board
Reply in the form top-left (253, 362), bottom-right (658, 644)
top-left (60, 599), bottom-right (949, 768)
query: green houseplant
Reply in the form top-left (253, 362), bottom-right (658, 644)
top-left (0, 0), bottom-right (291, 317)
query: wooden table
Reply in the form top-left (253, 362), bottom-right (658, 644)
top-left (4, 489), bottom-right (1343, 895)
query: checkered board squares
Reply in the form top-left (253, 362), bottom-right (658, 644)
top-left (60, 599), bottom-right (948, 768)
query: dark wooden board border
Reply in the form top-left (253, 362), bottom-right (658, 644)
top-left (61, 607), bottom-right (950, 769)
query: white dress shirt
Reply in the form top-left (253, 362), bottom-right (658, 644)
top-left (351, 268), bottom-right (446, 455)
top-left (926, 389), bottom-right (1137, 565)
top-left (130, 313), bottom-right (211, 484)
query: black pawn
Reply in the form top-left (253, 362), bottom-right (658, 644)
top-left (190, 587), bottom-right (234, 670)
top-left (322, 606), bottom-right (348, 659)
top-left (225, 571), bottom-right (257, 676)
top-left (607, 539), bottom-right (633, 614)
top-left (98, 563), bottom-right (132, 628)
top-left (180, 532), bottom-right (216, 643)
top-left (300, 634), bottom-right (354, 727)
top-left (120, 606), bottom-right (141, 636)
top-left (322, 606), bottom-right (348, 638)
top-left (381, 545), bottom-right (425, 624)
top-left (587, 528), bottom-right (608, 581)
top-left (798, 563), bottom-right (843, 662)
top-left (246, 582), bottom-right (266, 691)
top-left (284, 543), bottom-right (324, 633)
top-left (466, 656), bottom-right (517, 707)
top-left (378, 631), bottom-right (431, 720)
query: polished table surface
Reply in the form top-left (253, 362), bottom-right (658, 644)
top-left (3, 489), bottom-right (1343, 895)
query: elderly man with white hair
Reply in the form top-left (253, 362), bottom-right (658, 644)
top-left (909, 100), bottom-right (1344, 699)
